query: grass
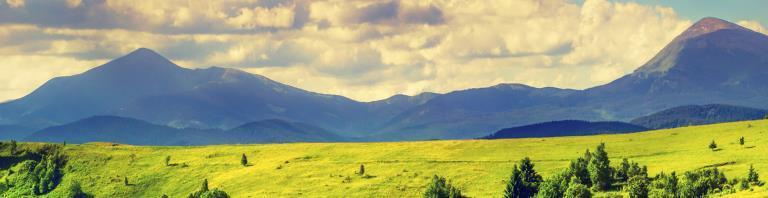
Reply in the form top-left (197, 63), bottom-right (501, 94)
top-left (17, 119), bottom-right (768, 197)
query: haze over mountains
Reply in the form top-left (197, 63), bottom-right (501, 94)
top-left (1, 17), bottom-right (767, 143)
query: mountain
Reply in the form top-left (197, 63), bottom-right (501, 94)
top-left (378, 17), bottom-right (768, 139)
top-left (3, 17), bottom-right (768, 141)
top-left (24, 116), bottom-right (340, 145)
top-left (0, 125), bottom-right (36, 140)
top-left (227, 119), bottom-right (344, 143)
top-left (630, 104), bottom-right (768, 129)
top-left (482, 120), bottom-right (648, 139)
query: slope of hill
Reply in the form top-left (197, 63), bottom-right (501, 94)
top-left (483, 120), bottom-right (648, 139)
top-left (24, 116), bottom-right (340, 145)
top-left (17, 119), bottom-right (768, 197)
top-left (631, 104), bottom-right (768, 129)
top-left (0, 125), bottom-right (35, 140)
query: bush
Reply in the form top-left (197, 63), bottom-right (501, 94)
top-left (165, 156), bottom-right (171, 166)
top-left (564, 178), bottom-right (591, 198)
top-left (201, 188), bottom-right (230, 198)
top-left (424, 175), bottom-right (462, 198)
top-left (708, 140), bottom-right (717, 150)
top-left (537, 171), bottom-right (569, 198)
top-left (679, 168), bottom-right (727, 197)
top-left (240, 154), bottom-right (247, 167)
top-left (747, 164), bottom-right (760, 184)
top-left (626, 176), bottom-right (649, 198)
top-left (739, 137), bottom-right (745, 145)
top-left (650, 171), bottom-right (678, 197)
top-left (359, 164), bottom-right (365, 175)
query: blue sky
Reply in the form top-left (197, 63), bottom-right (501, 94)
top-left (584, 0), bottom-right (768, 24)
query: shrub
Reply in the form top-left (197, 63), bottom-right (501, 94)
top-left (359, 164), bottom-right (365, 175)
top-left (165, 156), bottom-right (171, 166)
top-left (124, 176), bottom-right (129, 186)
top-left (568, 150), bottom-right (592, 187)
top-left (537, 171), bottom-right (569, 198)
top-left (679, 168), bottom-right (727, 197)
top-left (615, 158), bottom-right (630, 183)
top-left (424, 175), bottom-right (462, 198)
top-left (201, 188), bottom-right (230, 198)
top-left (708, 140), bottom-right (717, 150)
top-left (747, 164), bottom-right (760, 184)
top-left (740, 178), bottom-right (750, 190)
top-left (650, 171), bottom-right (678, 197)
top-left (739, 137), bottom-right (745, 145)
top-left (626, 176), bottom-right (649, 198)
top-left (564, 178), bottom-right (591, 198)
top-left (240, 154), bottom-right (247, 167)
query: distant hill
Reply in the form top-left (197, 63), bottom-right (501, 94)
top-left (24, 116), bottom-right (341, 145)
top-left (227, 119), bottom-right (345, 143)
top-left (482, 120), bottom-right (648, 139)
top-left (630, 104), bottom-right (768, 129)
top-left (0, 125), bottom-right (36, 140)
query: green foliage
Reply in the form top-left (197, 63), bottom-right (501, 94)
top-left (563, 178), bottom-right (591, 198)
top-left (626, 176), bottom-right (649, 198)
top-left (650, 171), bottom-right (678, 197)
top-left (740, 178), bottom-right (750, 190)
top-left (188, 179), bottom-right (230, 198)
top-left (200, 188), bottom-right (230, 198)
top-left (708, 140), bottom-right (717, 150)
top-left (747, 164), bottom-right (760, 184)
top-left (240, 154), bottom-right (247, 167)
top-left (165, 156), bottom-right (171, 166)
top-left (424, 175), bottom-right (463, 198)
top-left (503, 157), bottom-right (543, 198)
top-left (68, 182), bottom-right (93, 198)
top-left (1, 144), bottom-right (67, 197)
top-left (679, 168), bottom-right (727, 197)
top-left (162, 195), bottom-right (169, 198)
top-left (124, 176), bottom-right (129, 186)
top-left (568, 150), bottom-right (591, 187)
top-left (739, 136), bottom-right (745, 145)
top-left (359, 164), bottom-right (365, 175)
top-left (536, 171), bottom-right (569, 198)
top-left (615, 158), bottom-right (630, 183)
top-left (587, 143), bottom-right (611, 191)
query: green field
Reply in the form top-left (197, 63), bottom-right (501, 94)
top-left (8, 120), bottom-right (768, 197)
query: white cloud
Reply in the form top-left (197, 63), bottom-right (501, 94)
top-left (0, 0), bottom-right (762, 102)
top-left (5, 0), bottom-right (23, 8)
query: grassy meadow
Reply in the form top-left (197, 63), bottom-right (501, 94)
top-left (13, 120), bottom-right (768, 197)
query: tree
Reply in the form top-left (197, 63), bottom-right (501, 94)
top-left (626, 176), bottom-right (649, 198)
top-left (201, 188), bottom-right (230, 198)
top-left (747, 164), bottom-right (760, 184)
top-left (651, 171), bottom-right (678, 197)
top-left (739, 136), bottom-right (745, 145)
top-left (569, 150), bottom-right (591, 186)
top-left (201, 179), bottom-right (209, 192)
top-left (359, 164), bottom-right (365, 175)
top-left (165, 156), bottom-right (171, 166)
top-left (68, 182), bottom-right (92, 198)
top-left (588, 143), bottom-right (611, 191)
top-left (740, 178), bottom-right (750, 190)
top-left (504, 157), bottom-right (543, 198)
top-left (424, 175), bottom-right (463, 198)
top-left (537, 171), bottom-right (569, 198)
top-left (615, 158), bottom-right (631, 182)
top-left (162, 195), bottom-right (169, 198)
top-left (564, 177), bottom-right (591, 198)
top-left (240, 154), bottom-right (248, 166)
top-left (708, 140), bottom-right (717, 150)
top-left (124, 176), bottom-right (129, 186)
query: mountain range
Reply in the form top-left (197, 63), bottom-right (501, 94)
top-left (1, 17), bottom-right (768, 142)
top-left (483, 120), bottom-right (648, 139)
top-left (631, 104), bottom-right (768, 129)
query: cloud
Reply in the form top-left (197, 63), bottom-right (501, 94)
top-left (5, 0), bottom-right (23, 8)
top-left (0, 0), bottom-right (762, 102)
top-left (737, 20), bottom-right (768, 35)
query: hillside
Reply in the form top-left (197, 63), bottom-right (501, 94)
top-left (483, 120), bottom-right (648, 139)
top-left (12, 119), bottom-right (768, 197)
top-left (631, 104), bottom-right (768, 129)
top-left (24, 116), bottom-right (341, 145)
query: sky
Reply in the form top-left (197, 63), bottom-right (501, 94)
top-left (0, 0), bottom-right (766, 102)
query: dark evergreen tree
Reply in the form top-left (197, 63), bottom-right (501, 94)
top-left (359, 164), bottom-right (365, 175)
top-left (708, 140), bottom-right (717, 150)
top-left (124, 176), bottom-right (129, 186)
top-left (240, 154), bottom-right (248, 166)
top-left (504, 157), bottom-right (543, 198)
top-left (588, 143), bottom-right (611, 191)
top-left (569, 150), bottom-right (591, 187)
top-left (739, 136), bottom-right (745, 145)
top-left (201, 188), bottom-right (230, 198)
top-left (615, 158), bottom-right (631, 182)
top-left (165, 156), bottom-right (171, 166)
top-left (201, 179), bottom-right (209, 192)
top-left (747, 164), bottom-right (760, 184)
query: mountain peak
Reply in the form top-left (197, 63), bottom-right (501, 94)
top-left (680, 17), bottom-right (745, 39)
top-left (93, 48), bottom-right (181, 73)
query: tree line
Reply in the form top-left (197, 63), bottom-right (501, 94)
top-left (424, 143), bottom-right (763, 198)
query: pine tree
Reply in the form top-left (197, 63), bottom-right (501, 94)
top-left (201, 179), bottom-right (209, 192)
top-left (708, 140), bottom-right (717, 150)
top-left (165, 156), bottom-right (171, 166)
top-left (424, 175), bottom-right (462, 198)
top-left (124, 176), bottom-right (129, 186)
top-left (359, 164), bottom-right (365, 175)
top-left (588, 143), bottom-right (611, 191)
top-left (504, 157), bottom-right (542, 198)
top-left (240, 154), bottom-right (248, 166)
top-left (740, 136), bottom-right (745, 145)
top-left (626, 176), bottom-right (649, 198)
top-left (748, 164), bottom-right (760, 184)
top-left (564, 177), bottom-right (591, 198)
